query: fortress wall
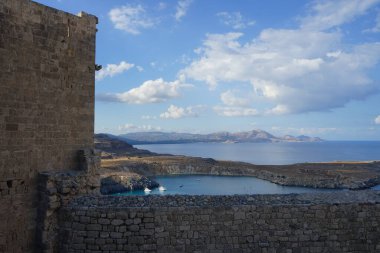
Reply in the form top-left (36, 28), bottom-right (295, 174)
top-left (0, 0), bottom-right (97, 252)
top-left (61, 191), bottom-right (380, 253)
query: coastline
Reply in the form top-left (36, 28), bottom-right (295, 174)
top-left (100, 155), bottom-right (380, 190)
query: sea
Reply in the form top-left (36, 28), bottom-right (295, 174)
top-left (136, 141), bottom-right (380, 165)
top-left (125, 141), bottom-right (380, 196)
top-left (116, 175), bottom-right (341, 196)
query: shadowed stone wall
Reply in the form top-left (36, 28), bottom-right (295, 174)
top-left (0, 0), bottom-right (97, 252)
top-left (61, 191), bottom-right (380, 253)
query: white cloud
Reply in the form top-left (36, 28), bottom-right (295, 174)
top-left (214, 106), bottom-right (258, 117)
top-left (175, 0), bottom-right (193, 21)
top-left (96, 61), bottom-right (134, 81)
top-left (364, 11), bottom-right (380, 33)
top-left (181, 0), bottom-right (380, 114)
top-left (136, 66), bottom-right (144, 72)
top-left (301, 0), bottom-right (380, 31)
top-left (375, 115), bottom-right (380, 124)
top-left (118, 123), bottom-right (161, 132)
top-left (160, 105), bottom-right (199, 119)
top-left (97, 78), bottom-right (192, 104)
top-left (109, 5), bottom-right (155, 35)
top-left (217, 12), bottom-right (255, 29)
top-left (220, 90), bottom-right (250, 107)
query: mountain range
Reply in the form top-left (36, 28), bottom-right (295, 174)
top-left (115, 129), bottom-right (323, 145)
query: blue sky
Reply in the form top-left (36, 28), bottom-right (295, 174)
top-left (34, 0), bottom-right (380, 140)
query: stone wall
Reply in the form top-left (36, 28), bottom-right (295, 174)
top-left (37, 149), bottom-right (101, 252)
top-left (0, 0), bottom-right (97, 252)
top-left (61, 191), bottom-right (380, 253)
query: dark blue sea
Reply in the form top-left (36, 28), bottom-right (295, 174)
top-left (136, 141), bottom-right (380, 165)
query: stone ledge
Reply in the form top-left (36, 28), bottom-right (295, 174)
top-left (66, 190), bottom-right (380, 209)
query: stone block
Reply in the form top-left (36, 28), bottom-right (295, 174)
top-left (86, 224), bottom-right (102, 231)
top-left (111, 219), bottom-right (124, 226)
top-left (128, 225), bottom-right (140, 232)
top-left (98, 218), bottom-right (110, 225)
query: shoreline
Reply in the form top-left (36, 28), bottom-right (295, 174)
top-left (100, 155), bottom-right (380, 190)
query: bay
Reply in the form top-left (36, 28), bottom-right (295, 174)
top-left (136, 141), bottom-right (380, 165)
top-left (116, 175), bottom-right (341, 196)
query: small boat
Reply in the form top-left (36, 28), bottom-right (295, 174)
top-left (144, 187), bottom-right (151, 193)
top-left (158, 186), bottom-right (166, 191)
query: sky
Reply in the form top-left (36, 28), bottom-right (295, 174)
top-left (34, 0), bottom-right (380, 140)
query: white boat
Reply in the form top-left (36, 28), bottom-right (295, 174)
top-left (158, 186), bottom-right (166, 191)
top-left (144, 187), bottom-right (151, 193)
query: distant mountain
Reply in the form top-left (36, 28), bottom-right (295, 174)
top-left (118, 129), bottom-right (323, 145)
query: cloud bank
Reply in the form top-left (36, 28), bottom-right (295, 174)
top-left (181, 0), bottom-right (380, 115)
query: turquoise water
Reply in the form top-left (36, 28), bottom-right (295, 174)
top-left (116, 175), bottom-right (342, 196)
top-left (136, 141), bottom-right (380, 165)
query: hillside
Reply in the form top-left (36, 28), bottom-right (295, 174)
top-left (95, 133), bottom-right (158, 158)
top-left (119, 129), bottom-right (323, 145)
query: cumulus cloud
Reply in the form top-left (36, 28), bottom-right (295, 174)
top-left (217, 12), bottom-right (255, 29)
top-left (96, 61), bottom-right (134, 81)
top-left (97, 78), bottom-right (192, 104)
top-left (118, 123), bottom-right (161, 132)
top-left (175, 0), bottom-right (193, 21)
top-left (375, 115), bottom-right (380, 124)
top-left (181, 0), bottom-right (380, 114)
top-left (214, 106), bottom-right (258, 117)
top-left (160, 104), bottom-right (203, 119)
top-left (109, 5), bottom-right (155, 35)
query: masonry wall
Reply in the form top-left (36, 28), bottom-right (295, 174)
top-left (61, 191), bottom-right (380, 253)
top-left (0, 0), bottom-right (97, 252)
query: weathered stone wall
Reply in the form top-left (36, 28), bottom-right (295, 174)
top-left (0, 0), bottom-right (97, 252)
top-left (37, 149), bottom-right (101, 252)
top-left (61, 191), bottom-right (380, 253)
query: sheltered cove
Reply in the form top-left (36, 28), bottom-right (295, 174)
top-left (0, 1), bottom-right (380, 252)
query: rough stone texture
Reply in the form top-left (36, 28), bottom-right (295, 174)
top-left (36, 148), bottom-right (101, 252)
top-left (100, 172), bottom-right (159, 195)
top-left (0, 0), bottom-right (97, 252)
top-left (61, 191), bottom-right (380, 253)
